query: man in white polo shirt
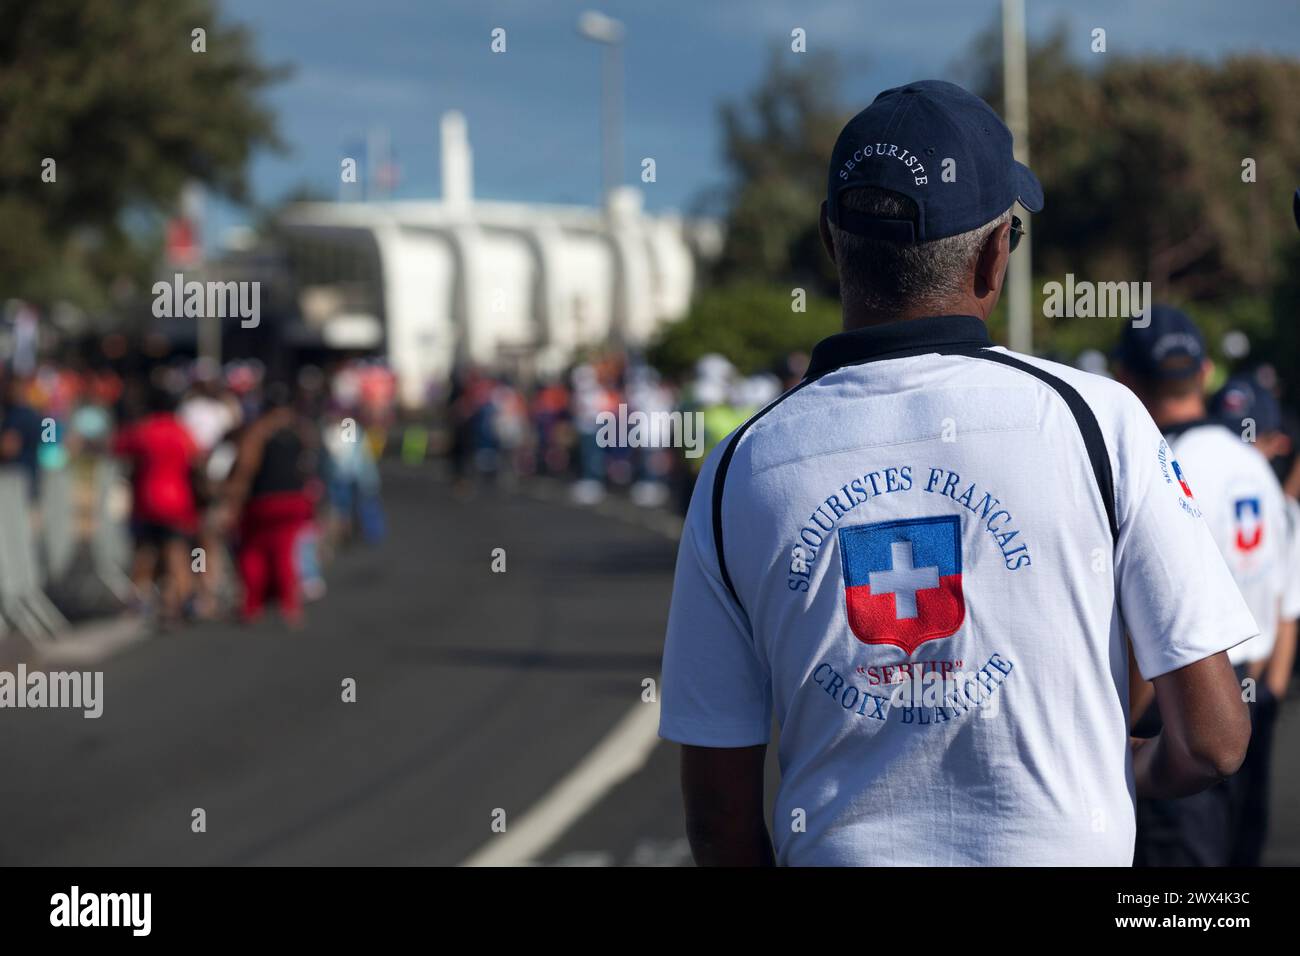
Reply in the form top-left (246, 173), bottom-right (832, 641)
top-left (1208, 374), bottom-right (1299, 866)
top-left (659, 80), bottom-right (1253, 867)
top-left (1116, 322), bottom-right (1294, 867)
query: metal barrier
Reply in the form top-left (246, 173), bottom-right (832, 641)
top-left (91, 459), bottom-right (135, 604)
top-left (0, 470), bottom-right (69, 643)
top-left (39, 465), bottom-right (77, 586)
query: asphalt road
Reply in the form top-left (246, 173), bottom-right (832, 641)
top-left (0, 467), bottom-right (681, 866)
top-left (1, 464), bottom-right (1297, 866)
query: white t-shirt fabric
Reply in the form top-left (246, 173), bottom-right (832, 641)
top-left (178, 395), bottom-right (237, 454)
top-left (1164, 422), bottom-right (1290, 664)
top-left (659, 315), bottom-right (1258, 867)
top-left (1282, 497), bottom-right (1300, 622)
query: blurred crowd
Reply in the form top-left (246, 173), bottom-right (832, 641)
top-left (0, 341), bottom-right (829, 639)
top-left (440, 342), bottom-right (1300, 520)
top-left (7, 335), bottom-right (1298, 646)
top-left (0, 356), bottom-right (394, 631)
top-left (442, 350), bottom-right (807, 511)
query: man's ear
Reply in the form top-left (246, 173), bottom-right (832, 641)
top-left (975, 219), bottom-right (1012, 298)
top-left (1198, 359), bottom-right (1216, 389)
top-left (818, 201), bottom-right (836, 265)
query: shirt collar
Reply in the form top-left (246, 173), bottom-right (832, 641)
top-left (805, 315), bottom-right (992, 379)
top-left (1161, 416), bottom-right (1223, 442)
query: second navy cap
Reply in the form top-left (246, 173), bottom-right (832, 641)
top-left (1115, 304), bottom-right (1207, 381)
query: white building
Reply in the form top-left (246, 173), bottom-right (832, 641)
top-left (276, 112), bottom-right (721, 407)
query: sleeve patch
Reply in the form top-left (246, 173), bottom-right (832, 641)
top-left (1157, 440), bottom-right (1202, 519)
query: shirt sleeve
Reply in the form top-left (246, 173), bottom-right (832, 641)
top-left (1282, 498), bottom-right (1300, 622)
top-left (659, 448), bottom-right (772, 748)
top-left (1112, 397), bottom-right (1260, 680)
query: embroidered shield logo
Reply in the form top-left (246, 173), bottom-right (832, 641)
top-left (839, 515), bottom-right (965, 654)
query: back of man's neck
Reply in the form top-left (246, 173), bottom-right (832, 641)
top-left (842, 301), bottom-right (981, 331)
top-left (1151, 401), bottom-right (1208, 432)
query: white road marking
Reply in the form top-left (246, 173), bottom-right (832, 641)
top-left (456, 481), bottom-right (680, 866)
top-left (460, 695), bottom-right (662, 867)
top-left (627, 836), bottom-right (692, 867)
top-left (542, 838), bottom-right (690, 868)
top-left (548, 851), bottom-right (615, 867)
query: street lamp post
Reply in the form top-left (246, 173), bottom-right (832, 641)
top-left (577, 11), bottom-right (625, 205)
top-left (1002, 0), bottom-right (1033, 355)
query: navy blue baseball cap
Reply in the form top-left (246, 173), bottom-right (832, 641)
top-left (1211, 375), bottom-right (1282, 434)
top-left (1115, 304), bottom-right (1207, 381)
top-left (826, 80), bottom-right (1043, 242)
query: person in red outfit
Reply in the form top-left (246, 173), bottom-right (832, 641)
top-left (225, 384), bottom-right (318, 627)
top-left (112, 385), bottom-right (199, 625)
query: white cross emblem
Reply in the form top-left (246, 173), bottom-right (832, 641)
top-left (868, 541), bottom-right (940, 619)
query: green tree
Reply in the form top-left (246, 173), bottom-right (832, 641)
top-left (648, 283), bottom-right (840, 378)
top-left (658, 50), bottom-right (851, 376)
top-left (701, 27), bottom-right (1300, 384)
top-left (0, 0), bottom-right (285, 312)
top-left (961, 22), bottom-right (1300, 393)
top-left (713, 48), bottom-right (848, 294)
top-left (966, 23), bottom-right (1300, 324)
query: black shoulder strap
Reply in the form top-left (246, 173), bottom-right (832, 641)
top-left (711, 348), bottom-right (1120, 614)
top-left (711, 380), bottom-right (814, 608)
top-left (956, 348), bottom-right (1119, 541)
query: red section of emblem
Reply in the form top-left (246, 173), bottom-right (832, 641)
top-left (844, 574), bottom-right (965, 655)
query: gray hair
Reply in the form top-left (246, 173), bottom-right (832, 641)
top-left (830, 187), bottom-right (1011, 317)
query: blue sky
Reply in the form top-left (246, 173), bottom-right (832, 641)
top-left (211, 0), bottom-right (1300, 241)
